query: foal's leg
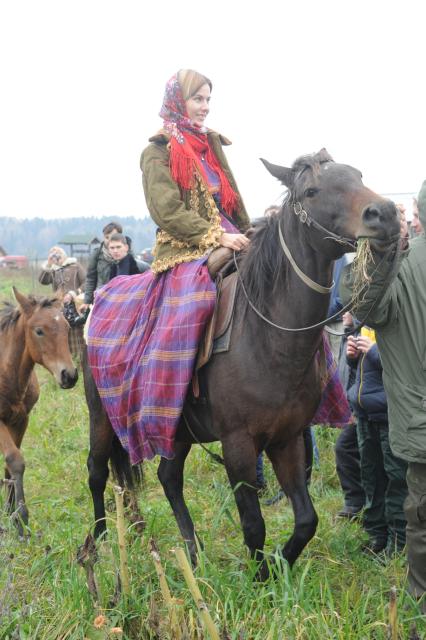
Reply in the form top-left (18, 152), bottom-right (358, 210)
top-left (157, 442), bottom-right (198, 564)
top-left (266, 434), bottom-right (318, 567)
top-left (0, 418), bottom-right (29, 537)
top-left (222, 434), bottom-right (268, 580)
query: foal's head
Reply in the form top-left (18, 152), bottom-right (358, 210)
top-left (13, 288), bottom-right (78, 389)
top-left (262, 148), bottom-right (400, 257)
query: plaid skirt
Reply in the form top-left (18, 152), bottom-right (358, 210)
top-left (87, 259), bottom-right (216, 464)
top-left (311, 335), bottom-right (352, 428)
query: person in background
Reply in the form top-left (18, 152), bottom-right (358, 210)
top-left (326, 254), bottom-right (349, 362)
top-left (39, 246), bottom-right (86, 360)
top-left (263, 205), bottom-right (280, 217)
top-left (335, 311), bottom-right (365, 519)
top-left (140, 247), bottom-right (154, 264)
top-left (341, 192), bottom-right (426, 606)
top-left (108, 233), bottom-right (150, 279)
top-left (81, 221), bottom-right (124, 310)
top-left (38, 246), bottom-right (86, 295)
top-left (411, 197), bottom-right (423, 236)
top-left (346, 326), bottom-right (408, 556)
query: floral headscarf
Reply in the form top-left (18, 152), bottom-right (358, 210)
top-left (158, 70), bottom-right (239, 216)
top-left (159, 70), bottom-right (211, 142)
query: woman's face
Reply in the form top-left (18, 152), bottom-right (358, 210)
top-left (185, 83), bottom-right (211, 127)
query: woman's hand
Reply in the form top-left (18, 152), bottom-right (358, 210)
top-left (219, 232), bottom-right (250, 251)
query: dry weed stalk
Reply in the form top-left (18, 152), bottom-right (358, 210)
top-left (174, 547), bottom-right (220, 640)
top-left (113, 485), bottom-right (130, 596)
top-left (149, 538), bottom-right (183, 639)
top-left (388, 586), bottom-right (397, 640)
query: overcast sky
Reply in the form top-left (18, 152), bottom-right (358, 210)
top-left (0, 1), bottom-right (423, 222)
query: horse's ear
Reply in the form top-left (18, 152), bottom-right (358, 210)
top-left (13, 287), bottom-right (34, 317)
top-left (260, 158), bottom-right (293, 187)
top-left (317, 148), bottom-right (334, 163)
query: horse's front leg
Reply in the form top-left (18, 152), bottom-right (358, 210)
top-left (266, 433), bottom-right (318, 567)
top-left (157, 441), bottom-right (198, 564)
top-left (0, 419), bottom-right (28, 537)
top-left (222, 433), bottom-right (268, 580)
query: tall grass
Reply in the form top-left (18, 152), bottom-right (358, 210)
top-left (0, 368), bottom-right (425, 637)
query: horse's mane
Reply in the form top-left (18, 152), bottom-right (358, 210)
top-left (238, 207), bottom-right (290, 311)
top-left (0, 295), bottom-right (58, 331)
top-left (238, 150), bottom-right (335, 311)
top-left (291, 149), bottom-right (333, 179)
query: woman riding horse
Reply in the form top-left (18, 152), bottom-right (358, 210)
top-left (87, 69), bottom-right (250, 463)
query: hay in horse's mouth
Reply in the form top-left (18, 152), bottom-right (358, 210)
top-left (351, 238), bottom-right (374, 308)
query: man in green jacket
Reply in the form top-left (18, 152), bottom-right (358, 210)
top-left (340, 188), bottom-right (426, 609)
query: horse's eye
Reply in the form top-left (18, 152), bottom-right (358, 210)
top-left (304, 188), bottom-right (318, 198)
top-left (35, 328), bottom-right (44, 337)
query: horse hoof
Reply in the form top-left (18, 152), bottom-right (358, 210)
top-left (94, 521), bottom-right (108, 539)
top-left (254, 560), bottom-right (270, 582)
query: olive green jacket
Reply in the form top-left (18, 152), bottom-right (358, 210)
top-left (340, 236), bottom-right (426, 463)
top-left (140, 129), bottom-right (250, 273)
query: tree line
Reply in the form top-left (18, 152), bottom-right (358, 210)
top-left (0, 216), bottom-right (157, 258)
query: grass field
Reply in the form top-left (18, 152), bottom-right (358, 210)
top-left (0, 272), bottom-right (425, 639)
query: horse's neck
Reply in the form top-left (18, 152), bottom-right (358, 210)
top-left (268, 217), bottom-right (333, 330)
top-left (283, 214), bottom-right (335, 295)
top-left (1, 321), bottom-right (35, 400)
top-left (244, 215), bottom-right (333, 366)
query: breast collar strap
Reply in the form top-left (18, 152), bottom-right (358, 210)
top-left (278, 222), bottom-right (334, 294)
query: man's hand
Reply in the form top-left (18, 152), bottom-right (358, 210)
top-left (346, 335), bottom-right (359, 358)
top-left (356, 336), bottom-right (374, 353)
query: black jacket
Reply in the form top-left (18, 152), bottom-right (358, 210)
top-left (109, 254), bottom-right (150, 280)
top-left (347, 343), bottom-right (388, 422)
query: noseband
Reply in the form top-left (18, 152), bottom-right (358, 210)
top-left (292, 201), bottom-right (357, 251)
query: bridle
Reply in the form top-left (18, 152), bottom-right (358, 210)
top-left (291, 201), bottom-right (357, 252)
top-left (234, 196), bottom-right (398, 333)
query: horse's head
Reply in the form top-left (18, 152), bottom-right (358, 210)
top-left (261, 149), bottom-right (400, 257)
top-left (13, 288), bottom-right (78, 389)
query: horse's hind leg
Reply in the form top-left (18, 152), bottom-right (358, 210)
top-left (266, 434), bottom-right (318, 568)
top-left (0, 418), bottom-right (29, 537)
top-left (157, 442), bottom-right (198, 564)
top-left (222, 434), bottom-right (268, 579)
top-left (87, 419), bottom-right (114, 539)
top-left (83, 349), bottom-right (114, 538)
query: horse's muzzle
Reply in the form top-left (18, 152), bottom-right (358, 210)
top-left (362, 200), bottom-right (399, 242)
top-left (60, 367), bottom-right (78, 389)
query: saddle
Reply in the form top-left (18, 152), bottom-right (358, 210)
top-left (191, 248), bottom-right (239, 398)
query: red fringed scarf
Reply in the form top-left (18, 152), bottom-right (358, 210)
top-left (169, 132), bottom-right (239, 217)
top-left (159, 73), bottom-right (239, 217)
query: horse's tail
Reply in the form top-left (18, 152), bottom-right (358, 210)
top-left (110, 434), bottom-right (143, 492)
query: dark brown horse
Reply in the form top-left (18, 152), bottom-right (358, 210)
top-left (84, 149), bottom-right (399, 577)
top-left (0, 289), bottom-right (78, 536)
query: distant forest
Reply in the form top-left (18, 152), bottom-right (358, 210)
top-left (0, 216), bottom-right (157, 258)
